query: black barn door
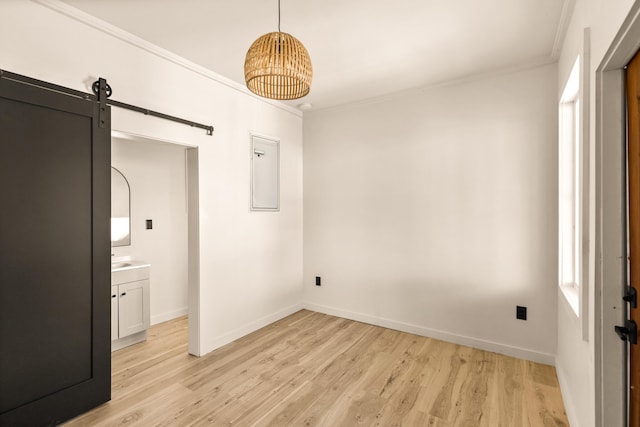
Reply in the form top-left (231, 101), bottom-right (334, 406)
top-left (0, 73), bottom-right (110, 426)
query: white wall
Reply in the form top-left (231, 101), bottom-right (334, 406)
top-left (112, 137), bottom-right (189, 325)
top-left (556, 1), bottom-right (636, 426)
top-left (303, 64), bottom-right (559, 363)
top-left (7, 1), bottom-right (638, 423)
top-left (0, 0), bottom-right (303, 356)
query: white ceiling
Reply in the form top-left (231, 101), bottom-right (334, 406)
top-left (61, 0), bottom-right (571, 110)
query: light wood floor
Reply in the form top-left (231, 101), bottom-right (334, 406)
top-left (65, 310), bottom-right (568, 426)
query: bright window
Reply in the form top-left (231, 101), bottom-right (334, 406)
top-left (559, 58), bottom-right (581, 316)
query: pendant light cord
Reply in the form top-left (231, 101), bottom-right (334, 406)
top-left (278, 0), bottom-right (281, 32)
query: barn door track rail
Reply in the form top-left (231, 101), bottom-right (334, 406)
top-left (92, 78), bottom-right (213, 135)
top-left (0, 70), bottom-right (213, 136)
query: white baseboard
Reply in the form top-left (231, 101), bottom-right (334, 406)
top-left (202, 303), bottom-right (303, 355)
top-left (112, 330), bottom-right (147, 352)
top-left (554, 362), bottom-right (579, 427)
top-left (151, 307), bottom-right (188, 326)
top-left (303, 302), bottom-right (556, 365)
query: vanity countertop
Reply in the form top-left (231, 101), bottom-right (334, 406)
top-left (111, 260), bottom-right (151, 272)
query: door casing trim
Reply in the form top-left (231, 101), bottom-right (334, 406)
top-left (595, 3), bottom-right (640, 425)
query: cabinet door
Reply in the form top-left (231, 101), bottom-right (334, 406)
top-left (118, 280), bottom-right (149, 337)
top-left (111, 286), bottom-right (119, 340)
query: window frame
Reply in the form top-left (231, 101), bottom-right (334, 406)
top-left (559, 57), bottom-right (583, 317)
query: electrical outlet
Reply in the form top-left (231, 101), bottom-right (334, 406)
top-left (516, 305), bottom-right (527, 320)
top-left (146, 219), bottom-right (153, 230)
top-left (315, 276), bottom-right (321, 286)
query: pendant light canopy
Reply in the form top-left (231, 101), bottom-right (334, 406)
top-left (244, 0), bottom-right (313, 100)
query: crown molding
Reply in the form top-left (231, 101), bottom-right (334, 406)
top-left (311, 56), bottom-right (557, 114)
top-left (552, 0), bottom-right (577, 60)
top-left (33, 0), bottom-right (303, 117)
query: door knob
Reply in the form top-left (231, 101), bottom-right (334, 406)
top-left (615, 320), bottom-right (638, 344)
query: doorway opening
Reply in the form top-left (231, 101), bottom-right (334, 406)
top-left (110, 130), bottom-right (200, 356)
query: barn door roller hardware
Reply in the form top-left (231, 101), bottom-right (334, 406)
top-left (92, 78), bottom-right (214, 136)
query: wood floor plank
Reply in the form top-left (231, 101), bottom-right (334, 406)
top-left (64, 310), bottom-right (568, 427)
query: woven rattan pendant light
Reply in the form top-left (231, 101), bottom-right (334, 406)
top-left (244, 0), bottom-right (312, 100)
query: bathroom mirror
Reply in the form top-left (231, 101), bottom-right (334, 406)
top-left (111, 167), bottom-right (131, 247)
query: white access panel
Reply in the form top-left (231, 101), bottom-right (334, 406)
top-left (251, 135), bottom-right (280, 211)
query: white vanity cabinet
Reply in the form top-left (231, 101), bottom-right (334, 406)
top-left (111, 263), bottom-right (150, 351)
top-left (112, 280), bottom-right (149, 337)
